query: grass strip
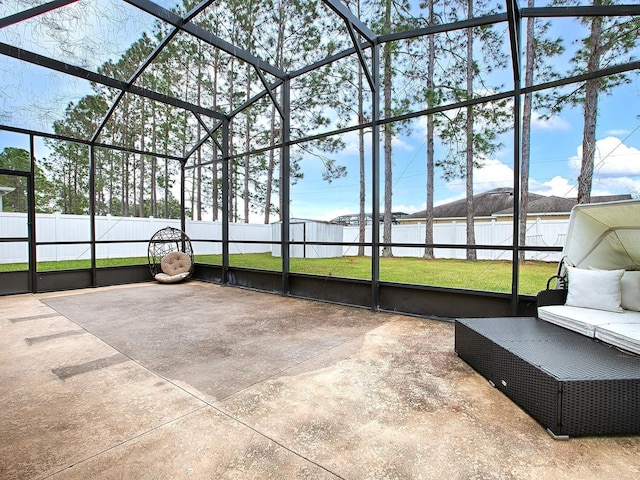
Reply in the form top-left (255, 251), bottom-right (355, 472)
top-left (0, 253), bottom-right (557, 295)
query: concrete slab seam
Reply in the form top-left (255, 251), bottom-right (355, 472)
top-left (40, 405), bottom-right (210, 479)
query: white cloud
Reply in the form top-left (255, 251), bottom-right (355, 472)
top-left (530, 176), bottom-right (576, 198)
top-left (391, 136), bottom-right (415, 152)
top-left (528, 137), bottom-right (640, 200)
top-left (299, 206), bottom-right (353, 222)
top-left (473, 158), bottom-right (515, 191)
top-left (531, 111), bottom-right (571, 131)
top-left (569, 137), bottom-right (640, 175)
top-left (606, 129), bottom-right (630, 137)
top-left (435, 157), bottom-right (518, 209)
top-left (591, 177), bottom-right (640, 198)
top-left (445, 157), bottom-right (515, 195)
top-left (393, 203), bottom-right (424, 215)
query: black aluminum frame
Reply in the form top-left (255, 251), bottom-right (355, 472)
top-left (1, 2), bottom-right (639, 318)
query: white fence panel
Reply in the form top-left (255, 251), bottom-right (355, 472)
top-left (1, 213), bottom-right (567, 264)
top-left (0, 212), bottom-right (29, 263)
top-left (343, 219), bottom-right (566, 263)
top-left (272, 220), bottom-right (343, 258)
top-left (229, 223), bottom-right (272, 254)
top-left (0, 213), bottom-right (273, 263)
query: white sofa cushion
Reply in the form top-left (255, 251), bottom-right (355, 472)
top-left (595, 323), bottom-right (640, 356)
top-left (565, 266), bottom-right (624, 312)
top-left (621, 271), bottom-right (640, 312)
top-left (537, 304), bottom-right (640, 337)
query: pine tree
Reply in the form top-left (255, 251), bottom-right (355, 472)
top-left (519, 0), bottom-right (563, 263)
top-left (436, 0), bottom-right (510, 261)
top-left (0, 147), bottom-right (56, 213)
top-left (554, 0), bottom-right (639, 204)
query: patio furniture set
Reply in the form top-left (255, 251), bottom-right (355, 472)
top-left (456, 200), bottom-right (640, 438)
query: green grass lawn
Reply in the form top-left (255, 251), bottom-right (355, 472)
top-left (0, 252), bottom-right (556, 296)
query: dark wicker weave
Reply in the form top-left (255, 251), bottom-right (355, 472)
top-left (147, 226), bottom-right (195, 277)
top-left (455, 317), bottom-right (640, 438)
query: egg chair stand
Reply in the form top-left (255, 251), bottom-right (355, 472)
top-left (148, 226), bottom-right (194, 283)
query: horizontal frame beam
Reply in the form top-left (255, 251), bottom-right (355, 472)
top-left (0, 43), bottom-right (225, 121)
top-left (0, 0), bottom-right (79, 29)
top-left (522, 5), bottom-right (640, 18)
top-left (0, 125), bottom-right (185, 162)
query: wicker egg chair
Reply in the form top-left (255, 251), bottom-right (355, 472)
top-left (147, 226), bottom-right (194, 283)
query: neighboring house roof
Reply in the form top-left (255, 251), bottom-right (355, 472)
top-left (331, 212), bottom-right (408, 225)
top-left (402, 187), bottom-right (633, 219)
top-left (495, 194), bottom-right (633, 215)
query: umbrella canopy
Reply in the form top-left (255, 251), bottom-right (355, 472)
top-left (562, 199), bottom-right (640, 271)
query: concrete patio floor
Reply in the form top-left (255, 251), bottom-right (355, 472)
top-left (2, 281), bottom-right (640, 479)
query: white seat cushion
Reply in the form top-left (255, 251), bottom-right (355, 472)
top-left (537, 304), bottom-right (640, 337)
top-left (155, 272), bottom-right (190, 284)
top-left (595, 323), bottom-right (640, 355)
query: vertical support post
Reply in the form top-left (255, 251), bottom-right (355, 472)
top-left (222, 118), bottom-right (230, 284)
top-left (89, 145), bottom-right (97, 287)
top-left (371, 43), bottom-right (380, 310)
top-left (511, 95), bottom-right (522, 315)
top-left (281, 78), bottom-right (291, 295)
top-left (28, 134), bottom-right (37, 293)
top-left (180, 161), bottom-right (187, 234)
top-left (507, 0), bottom-right (522, 315)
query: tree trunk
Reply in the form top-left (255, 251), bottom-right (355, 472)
top-left (357, 0), bottom-right (366, 256)
top-left (163, 106), bottom-right (170, 219)
top-left (424, 0), bottom-right (435, 259)
top-left (212, 48), bottom-right (220, 221)
top-left (381, 0), bottom-right (393, 258)
top-left (465, 0), bottom-right (477, 262)
top-left (132, 156), bottom-right (137, 216)
top-left (123, 152), bottom-right (129, 216)
top-left (244, 65), bottom-right (252, 223)
top-left (150, 103), bottom-right (157, 218)
top-left (265, 104), bottom-right (276, 224)
top-left (195, 46), bottom-right (203, 221)
top-left (182, 55), bottom-right (191, 217)
top-left (108, 146), bottom-right (114, 215)
top-left (138, 96), bottom-right (145, 218)
top-left (227, 56), bottom-right (235, 222)
top-left (520, 0), bottom-right (536, 264)
top-left (265, 2), bottom-right (286, 225)
top-left (121, 102), bottom-right (130, 216)
top-left (578, 5), bottom-right (603, 205)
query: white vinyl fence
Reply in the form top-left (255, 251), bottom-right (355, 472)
top-left (0, 213), bottom-right (272, 263)
top-left (342, 218), bottom-right (566, 263)
top-left (1, 213), bottom-right (567, 264)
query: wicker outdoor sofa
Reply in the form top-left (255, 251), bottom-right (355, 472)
top-left (455, 200), bottom-right (640, 439)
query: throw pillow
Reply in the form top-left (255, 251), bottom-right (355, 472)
top-left (621, 271), bottom-right (640, 311)
top-left (565, 266), bottom-right (624, 312)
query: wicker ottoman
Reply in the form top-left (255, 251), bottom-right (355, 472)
top-left (455, 317), bottom-right (640, 438)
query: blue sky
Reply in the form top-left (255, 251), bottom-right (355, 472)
top-left (287, 77), bottom-right (640, 222)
